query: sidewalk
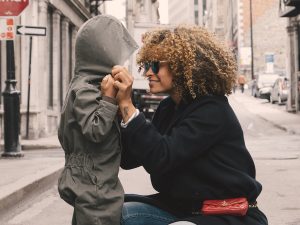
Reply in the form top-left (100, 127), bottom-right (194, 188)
top-left (0, 137), bottom-right (63, 216)
top-left (0, 135), bottom-right (61, 150)
top-left (230, 92), bottom-right (300, 135)
top-left (0, 93), bottom-right (299, 216)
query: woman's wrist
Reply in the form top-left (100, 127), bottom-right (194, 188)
top-left (120, 108), bottom-right (140, 128)
top-left (119, 101), bottom-right (136, 123)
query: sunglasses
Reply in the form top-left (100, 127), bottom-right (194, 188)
top-left (142, 61), bottom-right (168, 75)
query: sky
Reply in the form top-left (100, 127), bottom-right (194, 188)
top-left (104, 0), bottom-right (169, 24)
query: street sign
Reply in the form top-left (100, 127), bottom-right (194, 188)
top-left (0, 0), bottom-right (30, 17)
top-left (0, 18), bottom-right (15, 40)
top-left (16, 25), bottom-right (46, 36)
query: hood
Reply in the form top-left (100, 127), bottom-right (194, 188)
top-left (74, 15), bottom-right (138, 76)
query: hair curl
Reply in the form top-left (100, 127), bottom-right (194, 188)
top-left (136, 25), bottom-right (237, 101)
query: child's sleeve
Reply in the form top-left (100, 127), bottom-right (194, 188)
top-left (73, 87), bottom-right (118, 143)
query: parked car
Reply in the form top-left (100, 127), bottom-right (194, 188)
top-left (270, 77), bottom-right (289, 105)
top-left (132, 90), bottom-right (168, 120)
top-left (253, 73), bottom-right (280, 101)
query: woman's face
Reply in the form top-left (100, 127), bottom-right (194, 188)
top-left (145, 61), bottom-right (174, 95)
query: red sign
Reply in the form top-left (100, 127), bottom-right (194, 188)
top-left (0, 18), bottom-right (15, 40)
top-left (0, 0), bottom-right (29, 17)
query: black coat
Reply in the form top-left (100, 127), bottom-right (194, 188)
top-left (121, 96), bottom-right (268, 225)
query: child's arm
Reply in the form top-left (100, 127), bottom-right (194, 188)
top-left (101, 75), bottom-right (117, 104)
top-left (73, 76), bottom-right (118, 143)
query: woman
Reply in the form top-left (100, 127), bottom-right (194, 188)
top-left (112, 26), bottom-right (268, 225)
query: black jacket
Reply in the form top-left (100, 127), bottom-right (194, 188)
top-left (121, 96), bottom-right (268, 225)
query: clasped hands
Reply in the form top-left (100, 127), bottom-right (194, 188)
top-left (100, 65), bottom-right (136, 122)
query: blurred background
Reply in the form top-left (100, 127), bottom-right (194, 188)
top-left (0, 0), bottom-right (299, 139)
top-left (0, 2), bottom-right (300, 225)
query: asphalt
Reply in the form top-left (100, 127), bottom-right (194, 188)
top-left (0, 91), bottom-right (299, 216)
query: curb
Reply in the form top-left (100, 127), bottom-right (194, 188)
top-left (21, 144), bottom-right (61, 150)
top-left (230, 93), bottom-right (300, 136)
top-left (0, 167), bottom-right (63, 217)
top-left (257, 115), bottom-right (297, 135)
top-left (0, 144), bottom-right (61, 151)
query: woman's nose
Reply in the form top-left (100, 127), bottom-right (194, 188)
top-left (145, 67), bottom-right (154, 77)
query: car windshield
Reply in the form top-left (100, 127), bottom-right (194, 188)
top-left (258, 74), bottom-right (279, 86)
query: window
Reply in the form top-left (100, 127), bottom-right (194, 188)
top-left (195, 11), bottom-right (199, 25)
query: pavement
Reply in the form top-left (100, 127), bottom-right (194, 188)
top-left (0, 92), bottom-right (299, 217)
top-left (232, 92), bottom-right (300, 135)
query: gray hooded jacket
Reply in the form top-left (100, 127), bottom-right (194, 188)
top-left (57, 15), bottom-right (138, 225)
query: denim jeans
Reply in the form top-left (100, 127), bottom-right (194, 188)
top-left (121, 202), bottom-right (196, 225)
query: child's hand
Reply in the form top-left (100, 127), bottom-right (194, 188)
top-left (101, 75), bottom-right (117, 98)
top-left (111, 65), bottom-right (134, 106)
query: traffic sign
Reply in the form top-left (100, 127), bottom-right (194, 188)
top-left (16, 26), bottom-right (46, 36)
top-left (0, 0), bottom-right (30, 17)
top-left (0, 18), bottom-right (15, 40)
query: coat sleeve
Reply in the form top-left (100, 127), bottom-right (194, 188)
top-left (73, 87), bottom-right (118, 143)
top-left (120, 102), bottom-right (226, 174)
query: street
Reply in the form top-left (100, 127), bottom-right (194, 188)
top-left (1, 93), bottom-right (300, 225)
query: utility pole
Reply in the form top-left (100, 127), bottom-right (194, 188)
top-left (250, 0), bottom-right (254, 80)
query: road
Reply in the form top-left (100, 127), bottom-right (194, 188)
top-left (1, 93), bottom-right (300, 225)
top-left (230, 93), bottom-right (300, 225)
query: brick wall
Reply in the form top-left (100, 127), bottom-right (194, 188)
top-left (242, 0), bottom-right (275, 33)
top-left (241, 0), bottom-right (287, 74)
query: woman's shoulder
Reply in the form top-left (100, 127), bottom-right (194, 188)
top-left (195, 95), bottom-right (228, 104)
top-left (185, 95), bottom-right (229, 112)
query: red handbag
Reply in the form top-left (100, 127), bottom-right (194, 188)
top-left (201, 197), bottom-right (249, 216)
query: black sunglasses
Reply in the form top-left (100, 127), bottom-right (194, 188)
top-left (143, 61), bottom-right (167, 75)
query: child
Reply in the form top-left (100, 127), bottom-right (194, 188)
top-left (57, 15), bottom-right (138, 225)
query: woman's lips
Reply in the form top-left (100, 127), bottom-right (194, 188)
top-left (148, 80), bottom-right (159, 87)
top-left (148, 79), bottom-right (160, 83)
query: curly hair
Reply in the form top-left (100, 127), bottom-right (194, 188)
top-left (136, 25), bottom-right (237, 101)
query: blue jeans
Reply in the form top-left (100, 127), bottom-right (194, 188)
top-left (121, 202), bottom-right (196, 225)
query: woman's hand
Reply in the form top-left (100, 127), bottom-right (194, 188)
top-left (112, 65), bottom-right (136, 123)
top-left (100, 74), bottom-right (117, 99)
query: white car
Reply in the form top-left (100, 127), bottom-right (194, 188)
top-left (253, 73), bottom-right (280, 102)
top-left (270, 77), bottom-right (289, 105)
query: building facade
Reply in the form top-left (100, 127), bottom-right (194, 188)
top-left (203, 0), bottom-right (227, 40)
top-left (125, 0), bottom-right (160, 83)
top-left (168, 0), bottom-right (203, 26)
top-left (202, 0), bottom-right (286, 81)
top-left (202, 0), bottom-right (239, 68)
top-left (279, 0), bottom-right (300, 112)
top-left (0, 0), bottom-right (91, 139)
top-left (240, 0), bottom-right (287, 77)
